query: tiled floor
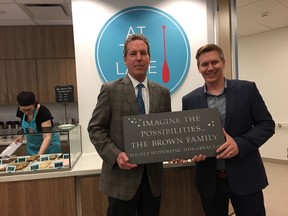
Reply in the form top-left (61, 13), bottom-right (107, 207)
top-left (263, 160), bottom-right (288, 215)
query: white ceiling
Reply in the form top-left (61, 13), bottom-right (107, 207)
top-left (0, 0), bottom-right (288, 38)
top-left (237, 0), bottom-right (288, 37)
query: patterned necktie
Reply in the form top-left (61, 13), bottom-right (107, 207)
top-left (137, 83), bottom-right (146, 114)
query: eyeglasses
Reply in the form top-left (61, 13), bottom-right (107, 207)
top-left (19, 107), bottom-right (34, 113)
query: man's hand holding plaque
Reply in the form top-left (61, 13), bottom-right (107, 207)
top-left (191, 129), bottom-right (239, 162)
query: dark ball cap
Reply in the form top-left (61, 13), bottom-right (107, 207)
top-left (17, 91), bottom-right (36, 106)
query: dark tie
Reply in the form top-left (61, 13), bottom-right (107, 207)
top-left (137, 83), bottom-right (146, 114)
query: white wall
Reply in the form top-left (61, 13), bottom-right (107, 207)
top-left (71, 0), bottom-right (216, 153)
top-left (238, 27), bottom-right (288, 160)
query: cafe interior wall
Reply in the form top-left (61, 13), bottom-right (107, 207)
top-left (71, 0), bottom-right (218, 153)
top-left (238, 26), bottom-right (288, 161)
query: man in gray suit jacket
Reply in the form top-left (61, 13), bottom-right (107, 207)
top-left (88, 34), bottom-right (171, 216)
top-left (182, 44), bottom-right (275, 216)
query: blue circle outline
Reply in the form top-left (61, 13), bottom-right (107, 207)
top-left (95, 6), bottom-right (190, 94)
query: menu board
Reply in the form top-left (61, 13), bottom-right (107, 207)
top-left (55, 85), bottom-right (74, 103)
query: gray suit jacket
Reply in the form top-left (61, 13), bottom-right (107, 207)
top-left (88, 75), bottom-right (171, 200)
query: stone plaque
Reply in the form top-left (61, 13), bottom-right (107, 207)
top-left (123, 108), bottom-right (225, 164)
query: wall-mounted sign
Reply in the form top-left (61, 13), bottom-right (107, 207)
top-left (95, 6), bottom-right (190, 94)
top-left (55, 85), bottom-right (75, 103)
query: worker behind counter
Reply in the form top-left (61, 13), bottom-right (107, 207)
top-left (15, 91), bottom-right (61, 155)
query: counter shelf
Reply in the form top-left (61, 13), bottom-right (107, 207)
top-left (0, 125), bottom-right (82, 176)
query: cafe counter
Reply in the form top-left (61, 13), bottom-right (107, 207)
top-left (0, 152), bottom-right (205, 216)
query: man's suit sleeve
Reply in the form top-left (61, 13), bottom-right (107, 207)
top-left (233, 82), bottom-right (275, 158)
top-left (87, 84), bottom-right (121, 168)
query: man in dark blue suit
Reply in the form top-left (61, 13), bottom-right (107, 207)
top-left (182, 44), bottom-right (275, 216)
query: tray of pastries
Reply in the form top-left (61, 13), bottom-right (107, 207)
top-left (0, 153), bottom-right (69, 174)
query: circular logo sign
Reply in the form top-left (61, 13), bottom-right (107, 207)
top-left (95, 6), bottom-right (190, 94)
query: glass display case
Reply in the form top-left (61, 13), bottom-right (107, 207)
top-left (0, 125), bottom-right (82, 175)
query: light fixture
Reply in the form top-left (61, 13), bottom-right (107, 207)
top-left (260, 12), bottom-right (269, 18)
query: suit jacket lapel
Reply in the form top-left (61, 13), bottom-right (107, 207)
top-left (225, 80), bottom-right (236, 129)
top-left (148, 80), bottom-right (157, 113)
top-left (198, 93), bottom-right (208, 108)
top-left (121, 76), bottom-right (138, 115)
top-left (196, 87), bottom-right (208, 109)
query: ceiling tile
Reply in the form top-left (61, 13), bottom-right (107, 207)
top-left (275, 0), bottom-right (288, 7)
top-left (0, 0), bottom-right (15, 3)
top-left (237, 15), bottom-right (271, 36)
top-left (237, 0), bottom-right (288, 29)
top-left (237, 0), bottom-right (288, 21)
top-left (238, 24), bottom-right (272, 37)
top-left (14, 0), bottom-right (65, 3)
top-left (263, 16), bottom-right (288, 29)
top-left (25, 4), bottom-right (70, 20)
top-left (237, 0), bottom-right (261, 7)
top-left (0, 4), bottom-right (30, 19)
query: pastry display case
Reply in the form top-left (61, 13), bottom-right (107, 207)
top-left (0, 125), bottom-right (82, 175)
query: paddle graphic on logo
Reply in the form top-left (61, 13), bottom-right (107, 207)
top-left (162, 26), bottom-right (170, 83)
